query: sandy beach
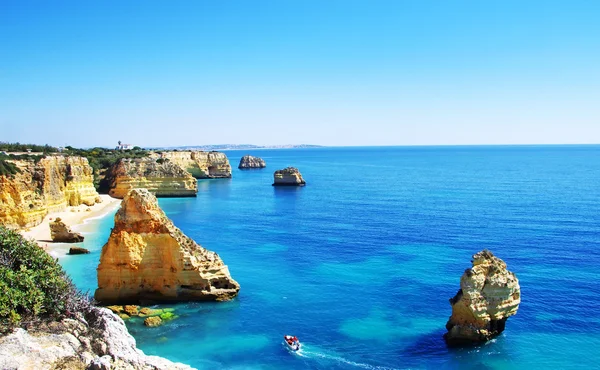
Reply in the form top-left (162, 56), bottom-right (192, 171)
top-left (20, 194), bottom-right (121, 245)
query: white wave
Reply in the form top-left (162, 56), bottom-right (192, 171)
top-left (298, 345), bottom-right (402, 370)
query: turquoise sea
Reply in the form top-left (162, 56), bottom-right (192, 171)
top-left (59, 146), bottom-right (600, 369)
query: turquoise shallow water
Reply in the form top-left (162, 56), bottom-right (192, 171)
top-left (59, 146), bottom-right (600, 369)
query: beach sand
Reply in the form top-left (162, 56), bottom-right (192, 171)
top-left (20, 194), bottom-right (121, 245)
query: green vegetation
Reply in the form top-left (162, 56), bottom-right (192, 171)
top-left (159, 311), bottom-right (177, 321)
top-left (0, 226), bottom-right (92, 333)
top-left (0, 142), bottom-right (59, 153)
top-left (0, 158), bottom-right (21, 177)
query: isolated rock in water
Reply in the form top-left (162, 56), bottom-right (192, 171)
top-left (49, 217), bottom-right (84, 243)
top-left (68, 246), bottom-right (90, 255)
top-left (95, 188), bottom-right (240, 304)
top-left (272, 167), bottom-right (306, 186)
top-left (444, 250), bottom-right (521, 346)
top-left (144, 316), bottom-right (162, 327)
top-left (238, 155), bottom-right (266, 169)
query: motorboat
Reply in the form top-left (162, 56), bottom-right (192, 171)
top-left (284, 335), bottom-right (301, 351)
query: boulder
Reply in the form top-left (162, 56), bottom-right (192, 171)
top-left (49, 218), bottom-right (84, 243)
top-left (144, 316), bottom-right (163, 327)
top-left (68, 246), bottom-right (90, 255)
top-left (444, 250), bottom-right (521, 346)
top-left (123, 305), bottom-right (139, 316)
top-left (272, 167), bottom-right (306, 186)
top-left (95, 188), bottom-right (240, 304)
top-left (238, 155), bottom-right (266, 169)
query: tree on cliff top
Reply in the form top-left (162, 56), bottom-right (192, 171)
top-left (0, 142), bottom-right (59, 153)
top-left (0, 226), bottom-right (93, 333)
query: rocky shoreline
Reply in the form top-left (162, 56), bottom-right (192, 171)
top-left (0, 307), bottom-right (193, 370)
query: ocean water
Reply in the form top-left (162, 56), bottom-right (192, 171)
top-left (59, 146), bottom-right (600, 369)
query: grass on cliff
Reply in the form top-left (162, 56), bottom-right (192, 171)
top-left (0, 226), bottom-right (93, 333)
top-left (0, 153), bottom-right (48, 177)
top-left (0, 159), bottom-right (21, 177)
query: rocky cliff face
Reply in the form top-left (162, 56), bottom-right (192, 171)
top-left (107, 158), bottom-right (197, 199)
top-left (238, 155), bottom-right (266, 169)
top-left (272, 167), bottom-right (306, 186)
top-left (95, 188), bottom-right (240, 304)
top-left (444, 250), bottom-right (521, 346)
top-left (152, 151), bottom-right (232, 178)
top-left (0, 156), bottom-right (100, 228)
top-left (0, 307), bottom-right (193, 370)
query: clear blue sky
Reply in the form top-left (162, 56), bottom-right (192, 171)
top-left (1, 0), bottom-right (599, 147)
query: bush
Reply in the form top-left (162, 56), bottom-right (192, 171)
top-left (0, 159), bottom-right (21, 177)
top-left (0, 226), bottom-right (93, 333)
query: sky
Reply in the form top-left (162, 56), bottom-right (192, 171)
top-left (1, 0), bottom-right (599, 147)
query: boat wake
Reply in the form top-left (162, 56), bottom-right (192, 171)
top-left (297, 345), bottom-right (400, 370)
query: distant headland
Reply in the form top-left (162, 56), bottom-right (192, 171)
top-left (151, 144), bottom-right (323, 151)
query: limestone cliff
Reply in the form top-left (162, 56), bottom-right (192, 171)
top-left (0, 155), bottom-right (100, 228)
top-left (95, 188), bottom-right (240, 304)
top-left (107, 158), bottom-right (197, 199)
top-left (238, 155), bottom-right (266, 169)
top-left (444, 250), bottom-right (521, 346)
top-left (272, 167), bottom-right (306, 186)
top-left (151, 151), bottom-right (232, 178)
top-left (0, 307), bottom-right (193, 370)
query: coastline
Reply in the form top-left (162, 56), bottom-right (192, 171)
top-left (20, 194), bottom-right (121, 246)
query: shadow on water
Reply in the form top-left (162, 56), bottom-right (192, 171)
top-left (401, 329), bottom-right (507, 369)
top-left (273, 186), bottom-right (304, 197)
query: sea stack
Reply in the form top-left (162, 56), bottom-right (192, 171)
top-left (444, 250), bottom-right (521, 346)
top-left (49, 217), bottom-right (84, 243)
top-left (238, 155), bottom-right (266, 169)
top-left (272, 167), bottom-right (306, 186)
top-left (95, 188), bottom-right (239, 304)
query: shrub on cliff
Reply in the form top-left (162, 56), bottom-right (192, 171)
top-left (0, 226), bottom-right (92, 333)
top-left (0, 159), bottom-right (21, 177)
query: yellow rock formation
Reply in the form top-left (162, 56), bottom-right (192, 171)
top-left (445, 250), bottom-right (521, 346)
top-left (107, 158), bottom-right (197, 198)
top-left (272, 167), bottom-right (306, 186)
top-left (95, 188), bottom-right (240, 304)
top-left (0, 156), bottom-right (100, 228)
top-left (151, 151), bottom-right (232, 178)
